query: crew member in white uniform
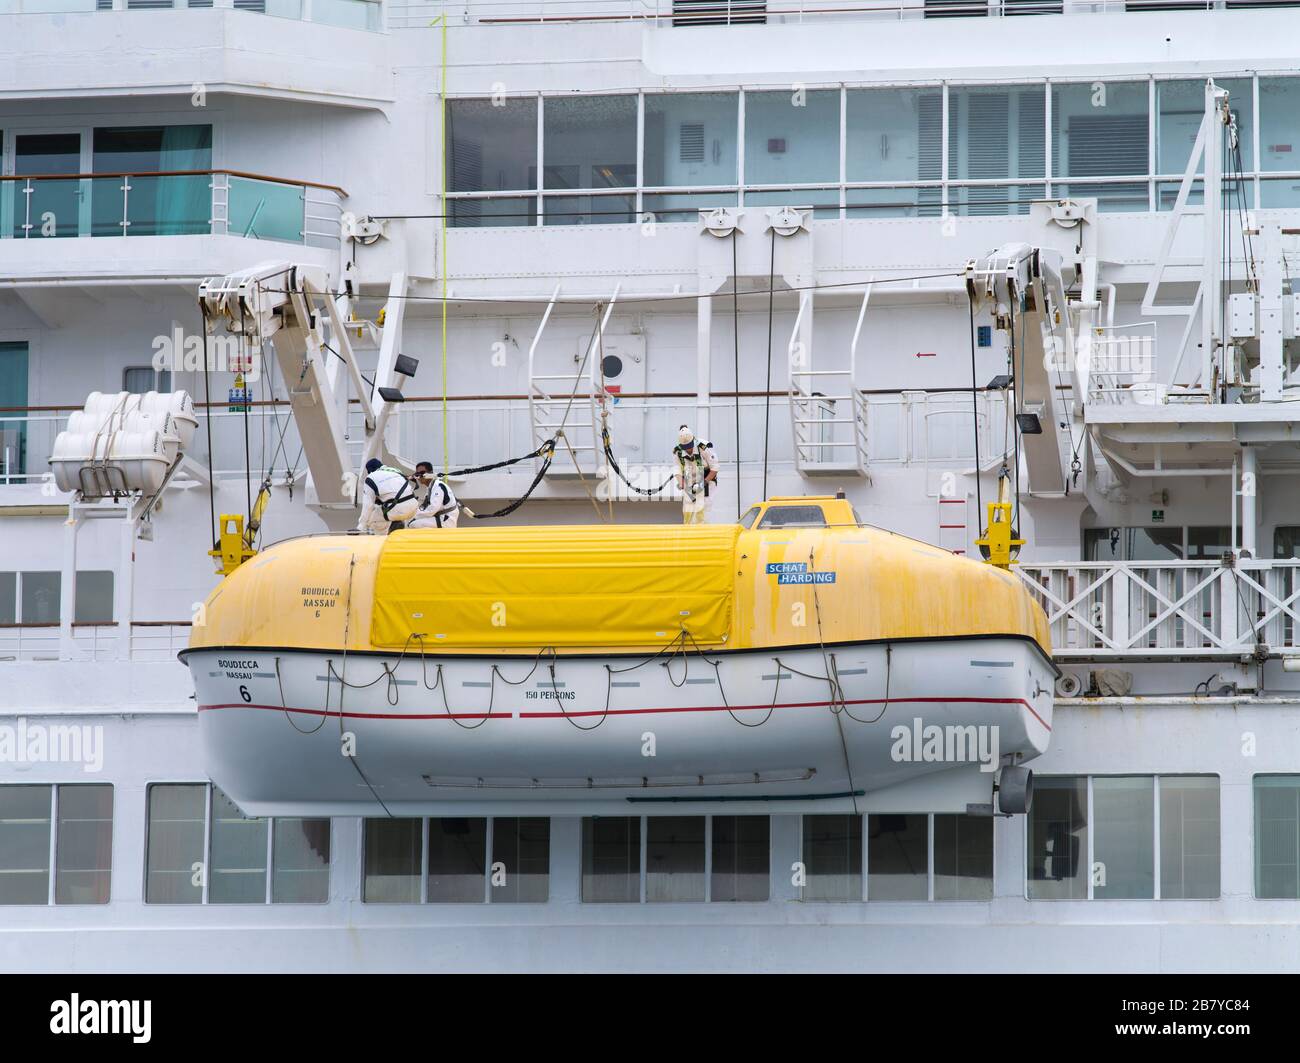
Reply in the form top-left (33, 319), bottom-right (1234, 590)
top-left (673, 425), bottom-right (718, 525)
top-left (408, 473), bottom-right (461, 529)
top-left (357, 457), bottom-right (420, 534)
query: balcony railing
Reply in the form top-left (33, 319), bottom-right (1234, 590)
top-left (0, 0), bottom-right (382, 32)
top-left (387, 0), bottom-right (1299, 29)
top-left (0, 622), bottom-right (192, 663)
top-left (1018, 560), bottom-right (1300, 659)
top-left (0, 170), bottom-right (346, 248)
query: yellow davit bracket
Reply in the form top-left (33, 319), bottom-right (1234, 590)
top-left (974, 476), bottom-right (1024, 570)
top-left (209, 514), bottom-right (257, 576)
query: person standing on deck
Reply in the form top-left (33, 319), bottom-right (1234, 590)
top-left (673, 425), bottom-right (718, 525)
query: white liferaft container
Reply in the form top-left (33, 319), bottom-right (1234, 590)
top-left (50, 428), bottom-right (170, 494)
top-left (138, 391), bottom-right (198, 451)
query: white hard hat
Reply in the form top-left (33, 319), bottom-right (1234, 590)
top-left (678, 426), bottom-right (695, 446)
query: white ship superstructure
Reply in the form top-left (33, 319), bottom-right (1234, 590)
top-left (3, 0), bottom-right (1300, 971)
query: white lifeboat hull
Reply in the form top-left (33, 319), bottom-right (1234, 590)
top-left (187, 635), bottom-right (1055, 817)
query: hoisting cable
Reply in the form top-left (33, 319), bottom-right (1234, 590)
top-left (732, 228), bottom-right (742, 519)
top-left (967, 295), bottom-right (983, 522)
top-left (336, 555), bottom-right (395, 817)
top-left (197, 304), bottom-right (217, 550)
top-left (762, 228), bottom-right (777, 501)
top-left (237, 299), bottom-right (253, 527)
top-left (1007, 294), bottom-right (1022, 532)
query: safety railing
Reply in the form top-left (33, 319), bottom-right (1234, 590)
top-left (0, 170), bottom-right (346, 249)
top-left (0, 622), bottom-right (192, 663)
top-left (1017, 560), bottom-right (1300, 658)
top-left (0, 388), bottom-right (1017, 488)
top-left (1, 0), bottom-right (383, 31)
top-left (384, 0), bottom-right (1281, 30)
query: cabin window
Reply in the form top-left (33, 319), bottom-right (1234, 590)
top-left (801, 812), bottom-right (991, 902)
top-left (363, 816), bottom-right (549, 904)
top-left (209, 786), bottom-right (268, 903)
top-left (0, 784), bottom-right (112, 905)
top-left (363, 818), bottom-right (422, 903)
top-left (758, 505), bottom-right (827, 529)
top-left (711, 816), bottom-right (770, 902)
top-left (933, 813), bottom-right (994, 901)
top-left (1255, 776), bottom-right (1300, 899)
top-left (428, 817), bottom-right (487, 903)
top-left (801, 814), bottom-right (863, 902)
top-left (582, 816), bottom-right (641, 903)
top-left (147, 783), bottom-right (329, 904)
top-left (868, 814), bottom-right (929, 901)
top-left (646, 816), bottom-right (706, 902)
top-left (739, 506), bottom-right (760, 529)
top-left (583, 815), bottom-right (771, 903)
top-left (1028, 775), bottom-right (1219, 900)
top-left (272, 818), bottom-right (331, 903)
top-left (0, 570), bottom-right (114, 624)
top-left (491, 818), bottom-right (551, 903)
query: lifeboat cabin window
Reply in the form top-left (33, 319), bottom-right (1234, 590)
top-left (739, 506), bottom-right (761, 529)
top-left (757, 505), bottom-right (828, 529)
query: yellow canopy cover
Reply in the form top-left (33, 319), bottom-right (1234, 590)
top-left (370, 524), bottom-right (740, 649)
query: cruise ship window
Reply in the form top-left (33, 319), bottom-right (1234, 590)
top-left (867, 814), bottom-right (929, 901)
top-left (0, 784), bottom-right (114, 905)
top-left (1029, 775), bottom-right (1219, 900)
top-left (1051, 81), bottom-right (1149, 212)
top-left (123, 366), bottom-right (173, 395)
top-left (948, 84), bottom-right (1045, 218)
top-left (1157, 79), bottom-right (1253, 178)
top-left (744, 89), bottom-right (840, 186)
top-left (933, 814), bottom-right (993, 902)
top-left (19, 571), bottom-right (60, 624)
top-left (208, 786), bottom-right (268, 904)
top-left (758, 505), bottom-right (827, 529)
top-left (1092, 776), bottom-right (1155, 899)
top-left (543, 95), bottom-right (637, 191)
top-left (643, 93), bottom-right (739, 188)
top-left (845, 87), bottom-right (943, 189)
top-left (1027, 776), bottom-right (1088, 899)
top-left (646, 816), bottom-right (705, 902)
top-left (0, 572), bottom-right (15, 624)
top-left (490, 818), bottom-right (550, 903)
top-left (582, 816), bottom-right (641, 903)
top-left (1274, 526), bottom-right (1300, 559)
top-left (1160, 777), bottom-right (1220, 900)
top-left (363, 818), bottom-right (422, 903)
top-left (271, 818), bottom-right (331, 904)
top-left (427, 817), bottom-right (487, 903)
top-left (55, 784), bottom-right (113, 905)
top-left (1260, 77), bottom-right (1300, 207)
top-left (1254, 776), bottom-right (1300, 899)
top-left (145, 783), bottom-right (206, 904)
top-left (0, 341), bottom-right (28, 480)
top-left (710, 815), bottom-right (770, 902)
top-left (801, 814), bottom-right (863, 902)
top-left (0, 785), bottom-right (52, 905)
top-left (91, 125), bottom-right (212, 237)
top-left (446, 98), bottom-right (538, 194)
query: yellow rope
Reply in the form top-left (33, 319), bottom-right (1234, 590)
top-left (438, 7), bottom-right (449, 475)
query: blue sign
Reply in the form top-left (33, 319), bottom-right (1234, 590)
top-left (765, 562), bottom-right (807, 574)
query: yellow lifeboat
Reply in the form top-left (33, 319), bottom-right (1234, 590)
top-left (182, 496), bottom-right (1054, 818)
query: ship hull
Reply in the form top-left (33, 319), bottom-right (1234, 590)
top-left (186, 635), bottom-right (1055, 817)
